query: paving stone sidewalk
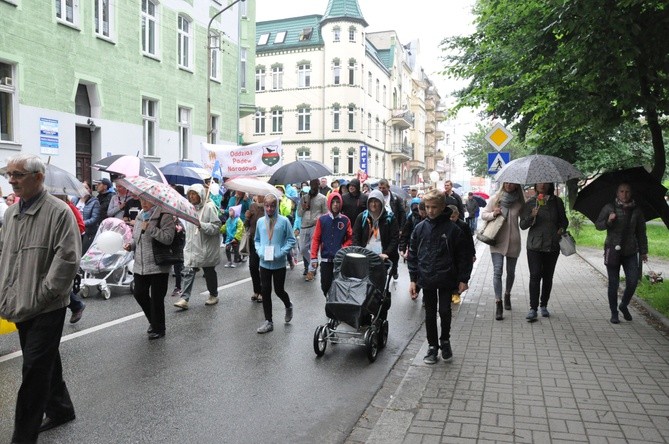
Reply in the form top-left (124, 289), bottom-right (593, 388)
top-left (348, 242), bottom-right (669, 443)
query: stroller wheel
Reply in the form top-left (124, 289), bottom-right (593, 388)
top-left (313, 326), bottom-right (327, 357)
top-left (80, 286), bottom-right (90, 299)
top-left (365, 328), bottom-right (379, 363)
top-left (378, 320), bottom-right (389, 349)
top-left (129, 280), bottom-right (135, 294)
top-left (101, 287), bottom-right (111, 300)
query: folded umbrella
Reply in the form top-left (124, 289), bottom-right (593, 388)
top-left (117, 176), bottom-right (199, 226)
top-left (93, 155), bottom-right (167, 183)
top-left (574, 166), bottom-right (669, 228)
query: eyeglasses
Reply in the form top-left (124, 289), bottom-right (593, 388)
top-left (4, 171), bottom-right (37, 179)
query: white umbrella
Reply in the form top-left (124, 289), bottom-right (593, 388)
top-left (224, 177), bottom-right (282, 197)
top-left (494, 154), bottom-right (583, 185)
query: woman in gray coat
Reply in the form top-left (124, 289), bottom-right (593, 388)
top-left (520, 183), bottom-right (568, 321)
top-left (124, 197), bottom-right (175, 339)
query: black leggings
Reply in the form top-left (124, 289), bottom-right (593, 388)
top-left (249, 241), bottom-right (261, 295)
top-left (527, 250), bottom-right (560, 310)
top-left (260, 266), bottom-right (291, 322)
top-left (133, 273), bottom-right (169, 333)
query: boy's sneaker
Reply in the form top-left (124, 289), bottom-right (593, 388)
top-left (257, 320), bottom-right (274, 334)
top-left (423, 346), bottom-right (439, 364)
top-left (285, 303), bottom-right (293, 323)
top-left (540, 306), bottom-right (550, 317)
top-left (174, 298), bottom-right (189, 310)
top-left (229, 263), bottom-right (236, 268)
top-left (441, 341), bottom-right (453, 360)
top-left (205, 296), bottom-right (219, 306)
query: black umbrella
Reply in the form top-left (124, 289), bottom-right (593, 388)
top-left (268, 160), bottom-right (332, 185)
top-left (574, 167), bottom-right (669, 228)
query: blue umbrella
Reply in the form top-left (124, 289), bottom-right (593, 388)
top-left (160, 161), bottom-right (211, 185)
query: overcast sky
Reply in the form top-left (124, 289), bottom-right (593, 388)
top-left (255, 0), bottom-right (476, 99)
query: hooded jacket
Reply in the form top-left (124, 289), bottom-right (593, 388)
top-left (352, 190), bottom-right (399, 261)
top-left (399, 198), bottom-right (423, 253)
top-left (254, 204), bottom-right (296, 270)
top-left (183, 184), bottom-right (222, 267)
top-left (310, 192), bottom-right (353, 261)
top-left (341, 178), bottom-right (368, 226)
top-left (297, 187), bottom-right (327, 228)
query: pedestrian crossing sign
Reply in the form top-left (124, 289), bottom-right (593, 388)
top-left (488, 152), bottom-right (510, 175)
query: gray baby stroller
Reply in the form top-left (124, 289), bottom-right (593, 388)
top-left (313, 246), bottom-right (392, 362)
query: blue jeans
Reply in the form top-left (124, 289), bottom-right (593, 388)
top-left (606, 253), bottom-right (640, 314)
top-left (490, 253), bottom-right (518, 300)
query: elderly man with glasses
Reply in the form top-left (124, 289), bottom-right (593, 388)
top-left (0, 154), bottom-right (82, 442)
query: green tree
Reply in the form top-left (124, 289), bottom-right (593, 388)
top-left (443, 0), bottom-right (669, 180)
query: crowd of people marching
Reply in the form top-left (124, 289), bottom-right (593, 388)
top-left (0, 153), bottom-right (648, 442)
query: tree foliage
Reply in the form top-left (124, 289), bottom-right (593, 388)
top-left (442, 0), bottom-right (669, 180)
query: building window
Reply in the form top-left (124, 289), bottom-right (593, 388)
top-left (297, 147), bottom-right (310, 161)
top-left (178, 106), bottom-right (191, 160)
top-left (272, 109), bottom-right (283, 133)
top-left (333, 105), bottom-right (340, 131)
top-left (272, 65), bottom-right (283, 90)
top-left (210, 114), bottom-right (219, 144)
top-left (367, 72), bottom-right (372, 95)
top-left (383, 85), bottom-right (387, 106)
top-left (56, 0), bottom-right (79, 26)
top-left (348, 61), bottom-right (355, 85)
top-left (274, 31), bottom-right (286, 44)
top-left (375, 154), bottom-right (380, 177)
top-left (375, 79), bottom-right (380, 101)
top-left (333, 27), bottom-right (340, 42)
top-left (255, 67), bottom-right (265, 92)
top-left (142, 98), bottom-right (157, 157)
top-left (333, 60), bottom-right (340, 85)
top-left (258, 33), bottom-right (270, 46)
top-left (141, 0), bottom-right (158, 56)
top-left (0, 62), bottom-right (16, 142)
top-left (177, 15), bottom-right (192, 69)
top-left (240, 48), bottom-right (247, 89)
top-left (367, 113), bottom-right (371, 137)
top-left (298, 107), bottom-right (311, 132)
top-left (347, 148), bottom-right (355, 174)
top-left (210, 34), bottom-right (221, 80)
top-left (94, 0), bottom-right (114, 39)
top-left (349, 26), bottom-right (356, 42)
top-left (239, 0), bottom-right (247, 18)
top-left (347, 106), bottom-right (354, 131)
top-left (332, 148), bottom-right (340, 174)
top-left (254, 111), bottom-right (266, 134)
top-left (298, 63), bottom-right (311, 88)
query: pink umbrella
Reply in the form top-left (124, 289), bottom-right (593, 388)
top-left (93, 155), bottom-right (167, 183)
top-left (117, 176), bottom-right (199, 226)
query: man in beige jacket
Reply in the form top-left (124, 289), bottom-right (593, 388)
top-left (0, 154), bottom-right (82, 443)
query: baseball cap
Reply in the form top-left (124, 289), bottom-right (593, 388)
top-left (94, 178), bottom-right (113, 188)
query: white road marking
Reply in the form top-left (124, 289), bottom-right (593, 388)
top-left (0, 277), bottom-right (252, 363)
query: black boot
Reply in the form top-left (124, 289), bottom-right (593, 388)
top-left (495, 300), bottom-right (504, 320)
top-left (504, 293), bottom-right (511, 310)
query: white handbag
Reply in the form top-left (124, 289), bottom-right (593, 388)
top-left (476, 215), bottom-right (505, 245)
top-left (559, 232), bottom-right (576, 256)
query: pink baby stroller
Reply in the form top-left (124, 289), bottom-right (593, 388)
top-left (79, 218), bottom-right (135, 299)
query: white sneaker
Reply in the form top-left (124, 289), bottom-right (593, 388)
top-left (224, 263), bottom-right (231, 268)
top-left (205, 296), bottom-right (219, 306)
top-left (229, 263), bottom-right (236, 268)
top-left (174, 298), bottom-right (189, 310)
top-left (257, 320), bottom-right (274, 334)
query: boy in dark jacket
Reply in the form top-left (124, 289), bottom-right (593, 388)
top-left (309, 192), bottom-right (353, 296)
top-left (409, 190), bottom-right (472, 364)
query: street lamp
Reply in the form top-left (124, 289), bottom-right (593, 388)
top-left (206, 0), bottom-right (245, 143)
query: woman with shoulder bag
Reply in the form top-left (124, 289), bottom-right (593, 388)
top-left (595, 182), bottom-right (648, 324)
top-left (480, 182), bottom-right (524, 320)
top-left (520, 183), bottom-right (568, 321)
top-left (123, 197), bottom-right (175, 339)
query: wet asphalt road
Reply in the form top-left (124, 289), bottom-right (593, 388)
top-left (0, 256), bottom-right (424, 443)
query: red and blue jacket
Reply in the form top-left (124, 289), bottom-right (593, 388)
top-left (310, 192), bottom-right (352, 261)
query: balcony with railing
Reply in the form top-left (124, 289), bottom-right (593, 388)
top-left (390, 143), bottom-right (413, 160)
top-left (425, 120), bottom-right (435, 133)
top-left (435, 130), bottom-right (445, 141)
top-left (390, 109), bottom-right (414, 130)
top-left (435, 110), bottom-right (447, 121)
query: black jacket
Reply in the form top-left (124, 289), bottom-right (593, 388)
top-left (444, 191), bottom-right (465, 221)
top-left (352, 208), bottom-right (399, 263)
top-left (399, 212), bottom-right (423, 253)
top-left (342, 179), bottom-right (368, 227)
top-left (408, 211), bottom-right (472, 290)
top-left (388, 192), bottom-right (407, 229)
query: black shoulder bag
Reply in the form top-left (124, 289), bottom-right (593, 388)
top-left (152, 214), bottom-right (185, 266)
